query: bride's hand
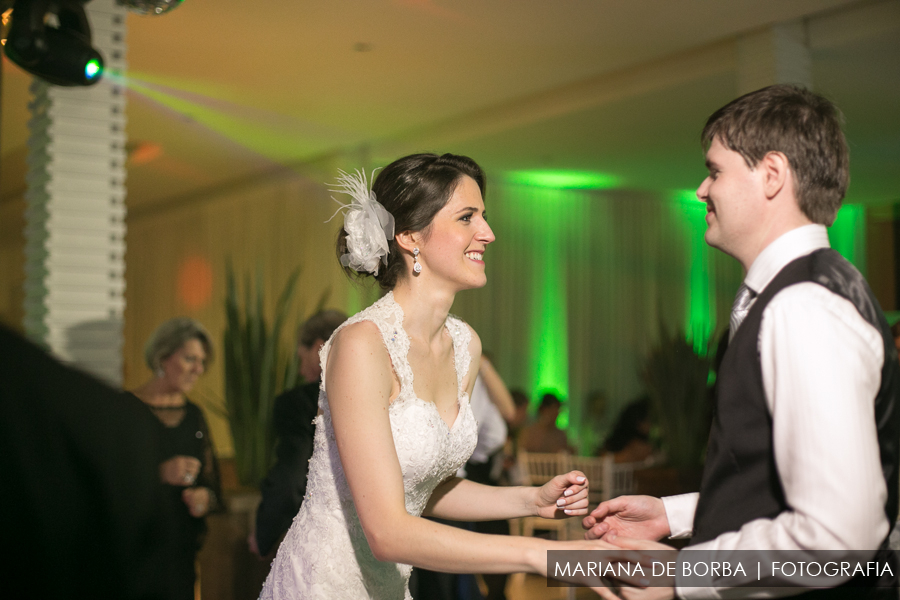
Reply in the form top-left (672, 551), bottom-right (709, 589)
top-left (533, 470), bottom-right (589, 519)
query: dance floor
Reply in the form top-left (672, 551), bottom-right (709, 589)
top-left (506, 573), bottom-right (598, 600)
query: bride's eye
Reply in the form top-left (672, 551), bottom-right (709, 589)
top-left (459, 213), bottom-right (473, 222)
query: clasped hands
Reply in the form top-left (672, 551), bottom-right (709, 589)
top-left (160, 455), bottom-right (210, 517)
top-left (581, 495), bottom-right (677, 600)
top-left (534, 478), bottom-right (675, 599)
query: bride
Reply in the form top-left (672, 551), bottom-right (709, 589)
top-left (260, 153), bottom-right (614, 599)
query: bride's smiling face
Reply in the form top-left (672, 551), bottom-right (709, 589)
top-left (419, 175), bottom-right (495, 290)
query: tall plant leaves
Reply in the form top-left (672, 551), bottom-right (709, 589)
top-left (223, 262), bottom-right (302, 487)
top-left (642, 325), bottom-right (716, 470)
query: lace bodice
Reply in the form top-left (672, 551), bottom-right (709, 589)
top-left (260, 292), bottom-right (478, 599)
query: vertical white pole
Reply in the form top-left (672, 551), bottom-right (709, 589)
top-left (23, 0), bottom-right (128, 385)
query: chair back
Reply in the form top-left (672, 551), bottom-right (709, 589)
top-left (601, 454), bottom-right (639, 501)
top-left (567, 455), bottom-right (604, 498)
top-left (517, 450), bottom-right (569, 486)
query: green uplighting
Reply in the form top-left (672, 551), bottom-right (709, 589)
top-left (85, 59), bottom-right (102, 80)
top-left (673, 190), bottom-right (714, 354)
top-left (520, 187), bottom-right (572, 428)
top-left (828, 204), bottom-right (866, 275)
top-left (507, 170), bottom-right (620, 190)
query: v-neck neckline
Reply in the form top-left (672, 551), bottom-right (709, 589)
top-left (386, 291), bottom-right (465, 432)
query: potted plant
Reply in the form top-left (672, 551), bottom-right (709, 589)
top-left (222, 264), bottom-right (300, 488)
top-left (636, 326), bottom-right (717, 496)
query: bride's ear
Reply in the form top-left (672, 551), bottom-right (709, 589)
top-left (394, 231), bottom-right (420, 254)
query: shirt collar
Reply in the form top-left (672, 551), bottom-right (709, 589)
top-left (744, 224), bottom-right (831, 294)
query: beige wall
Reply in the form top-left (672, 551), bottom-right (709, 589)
top-left (0, 196), bottom-right (25, 331)
top-left (124, 171), bottom-right (360, 457)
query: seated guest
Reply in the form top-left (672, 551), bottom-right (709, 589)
top-left (130, 317), bottom-right (222, 600)
top-left (519, 393), bottom-right (572, 454)
top-left (508, 388), bottom-right (530, 435)
top-left (601, 395), bottom-right (655, 464)
top-left (251, 309), bottom-right (347, 558)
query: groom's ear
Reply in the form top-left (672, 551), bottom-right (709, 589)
top-left (394, 231), bottom-right (420, 253)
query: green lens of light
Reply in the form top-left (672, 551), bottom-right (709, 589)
top-left (85, 59), bottom-right (102, 80)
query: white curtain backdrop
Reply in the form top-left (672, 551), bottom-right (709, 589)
top-left (450, 183), bottom-right (743, 452)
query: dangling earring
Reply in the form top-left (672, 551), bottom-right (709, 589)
top-left (155, 367), bottom-right (165, 379)
top-left (413, 248), bottom-right (422, 274)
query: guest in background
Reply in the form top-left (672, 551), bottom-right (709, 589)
top-left (463, 354), bottom-right (516, 483)
top-left (600, 395), bottom-right (655, 464)
top-left (131, 317), bottom-right (222, 600)
top-left (497, 389), bottom-right (532, 488)
top-left (519, 393), bottom-right (572, 454)
top-left (250, 309), bottom-right (347, 558)
top-left (508, 389), bottom-right (530, 435)
top-left (0, 325), bottom-right (166, 600)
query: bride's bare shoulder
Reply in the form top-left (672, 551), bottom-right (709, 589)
top-left (325, 320), bottom-right (394, 403)
top-left (327, 320), bottom-right (391, 366)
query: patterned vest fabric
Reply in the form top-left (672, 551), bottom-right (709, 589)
top-left (691, 249), bottom-right (900, 596)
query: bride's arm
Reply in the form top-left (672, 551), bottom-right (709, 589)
top-left (423, 326), bottom-right (587, 522)
top-left (423, 473), bottom-right (588, 521)
top-left (327, 322), bottom-right (603, 577)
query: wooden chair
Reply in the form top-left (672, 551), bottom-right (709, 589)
top-left (601, 453), bottom-right (638, 501)
top-left (509, 450), bottom-right (573, 598)
top-left (567, 455), bottom-right (606, 504)
top-left (511, 450), bottom-right (571, 539)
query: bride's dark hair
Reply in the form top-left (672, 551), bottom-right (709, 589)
top-left (336, 153), bottom-right (486, 290)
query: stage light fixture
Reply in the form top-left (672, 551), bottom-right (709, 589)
top-left (4, 0), bottom-right (105, 86)
top-left (119, 0), bottom-right (183, 16)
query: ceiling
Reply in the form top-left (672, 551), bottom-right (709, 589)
top-left (2, 0), bottom-right (899, 210)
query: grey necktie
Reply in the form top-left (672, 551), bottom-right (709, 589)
top-left (729, 283), bottom-right (757, 342)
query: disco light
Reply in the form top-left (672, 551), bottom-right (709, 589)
top-left (4, 0), bottom-right (105, 86)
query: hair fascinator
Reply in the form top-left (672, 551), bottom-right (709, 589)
top-left (328, 169), bottom-right (395, 276)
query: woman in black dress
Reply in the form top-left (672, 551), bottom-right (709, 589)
top-left (132, 317), bottom-right (221, 600)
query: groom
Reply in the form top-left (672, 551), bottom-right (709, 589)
top-left (584, 85), bottom-right (900, 598)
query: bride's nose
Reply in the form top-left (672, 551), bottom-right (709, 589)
top-left (478, 220), bottom-right (495, 244)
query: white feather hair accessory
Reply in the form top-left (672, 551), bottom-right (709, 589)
top-left (327, 169), bottom-right (395, 276)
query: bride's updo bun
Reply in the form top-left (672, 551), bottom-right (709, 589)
top-left (335, 153), bottom-right (486, 290)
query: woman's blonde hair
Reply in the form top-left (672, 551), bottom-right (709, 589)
top-left (144, 317), bottom-right (213, 371)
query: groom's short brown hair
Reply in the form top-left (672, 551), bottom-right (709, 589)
top-left (701, 84), bottom-right (849, 226)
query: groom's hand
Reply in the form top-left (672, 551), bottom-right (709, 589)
top-left (583, 495), bottom-right (670, 541)
top-left (601, 533), bottom-right (676, 600)
top-left (533, 470), bottom-right (589, 519)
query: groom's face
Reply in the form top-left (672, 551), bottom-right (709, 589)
top-left (696, 137), bottom-right (766, 259)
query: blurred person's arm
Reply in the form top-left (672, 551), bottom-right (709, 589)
top-left (479, 356), bottom-right (515, 422)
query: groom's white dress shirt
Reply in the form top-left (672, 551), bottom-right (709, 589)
top-left (663, 225), bottom-right (889, 598)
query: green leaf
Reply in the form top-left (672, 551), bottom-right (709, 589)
top-left (221, 261), bottom-right (304, 487)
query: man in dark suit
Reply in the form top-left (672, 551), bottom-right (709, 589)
top-left (250, 309), bottom-right (347, 557)
top-left (0, 325), bottom-right (166, 599)
top-left (583, 85), bottom-right (900, 598)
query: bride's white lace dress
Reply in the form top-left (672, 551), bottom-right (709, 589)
top-left (259, 292), bottom-right (478, 599)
